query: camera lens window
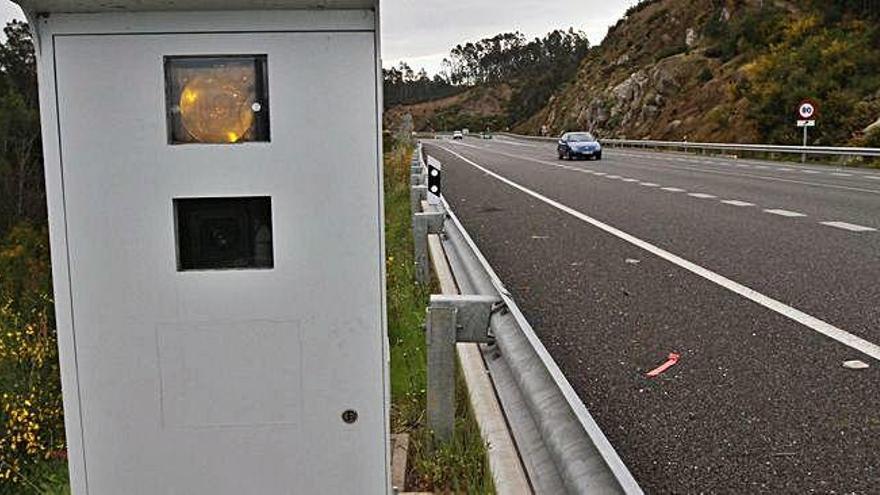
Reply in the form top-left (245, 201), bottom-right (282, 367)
top-left (165, 55), bottom-right (269, 144)
top-left (174, 196), bottom-right (273, 271)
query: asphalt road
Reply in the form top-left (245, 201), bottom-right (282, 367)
top-left (424, 137), bottom-right (880, 493)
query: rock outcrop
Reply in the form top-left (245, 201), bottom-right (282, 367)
top-left (517, 0), bottom-right (763, 141)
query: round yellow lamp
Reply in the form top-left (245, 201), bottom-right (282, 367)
top-left (178, 69), bottom-right (255, 143)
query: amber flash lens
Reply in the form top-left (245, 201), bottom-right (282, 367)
top-left (165, 55), bottom-right (269, 144)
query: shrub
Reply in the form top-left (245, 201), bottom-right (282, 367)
top-left (0, 223), bottom-right (65, 489)
top-left (742, 18), bottom-right (880, 145)
top-left (654, 44), bottom-right (687, 62)
top-left (698, 66), bottom-right (714, 83)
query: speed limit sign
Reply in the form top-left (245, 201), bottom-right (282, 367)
top-left (798, 99), bottom-right (817, 120)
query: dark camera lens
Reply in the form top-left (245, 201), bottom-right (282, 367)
top-left (175, 197), bottom-right (273, 271)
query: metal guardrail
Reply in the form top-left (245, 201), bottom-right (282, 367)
top-left (496, 132), bottom-right (880, 158)
top-left (412, 143), bottom-right (643, 495)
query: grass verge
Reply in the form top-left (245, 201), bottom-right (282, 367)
top-left (384, 140), bottom-right (494, 493)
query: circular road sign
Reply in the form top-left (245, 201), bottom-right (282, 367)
top-left (798, 100), bottom-right (817, 120)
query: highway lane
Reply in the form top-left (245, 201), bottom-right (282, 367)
top-left (492, 136), bottom-right (880, 195)
top-left (432, 138), bottom-right (880, 345)
top-left (476, 140), bottom-right (880, 232)
top-left (492, 135), bottom-right (880, 181)
top-left (423, 138), bottom-right (880, 493)
top-left (489, 135), bottom-right (880, 193)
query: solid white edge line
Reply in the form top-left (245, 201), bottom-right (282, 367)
top-left (435, 144), bottom-right (880, 362)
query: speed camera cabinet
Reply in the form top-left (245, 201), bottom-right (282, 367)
top-left (17, 1), bottom-right (388, 493)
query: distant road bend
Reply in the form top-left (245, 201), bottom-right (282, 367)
top-left (424, 136), bottom-right (880, 493)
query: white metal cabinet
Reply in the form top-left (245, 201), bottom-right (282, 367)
top-left (36, 12), bottom-right (387, 494)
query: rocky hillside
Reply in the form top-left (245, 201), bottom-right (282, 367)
top-left (519, 0), bottom-right (880, 146)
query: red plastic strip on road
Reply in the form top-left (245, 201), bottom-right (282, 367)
top-left (646, 353), bottom-right (681, 377)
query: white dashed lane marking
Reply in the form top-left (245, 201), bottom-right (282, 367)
top-left (688, 193), bottom-right (717, 199)
top-left (661, 187), bottom-right (686, 192)
top-left (640, 182), bottom-right (660, 187)
top-left (831, 173), bottom-right (853, 177)
top-left (764, 209), bottom-right (807, 218)
top-left (820, 222), bottom-right (877, 232)
top-left (621, 178), bottom-right (639, 182)
top-left (721, 200), bottom-right (755, 207)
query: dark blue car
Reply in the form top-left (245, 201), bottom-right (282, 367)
top-left (557, 132), bottom-right (602, 161)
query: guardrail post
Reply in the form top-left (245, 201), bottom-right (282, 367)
top-left (413, 213), bottom-right (429, 283)
top-left (426, 305), bottom-right (457, 441)
top-left (412, 211), bottom-right (444, 284)
top-left (410, 184), bottom-right (427, 216)
top-left (426, 295), bottom-right (496, 442)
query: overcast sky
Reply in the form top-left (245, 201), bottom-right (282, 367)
top-left (0, 1), bottom-right (639, 74)
top-left (382, 0), bottom-right (640, 74)
top-left (0, 2), bottom-right (21, 26)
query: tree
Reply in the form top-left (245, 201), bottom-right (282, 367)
top-left (383, 62), bottom-right (461, 108)
top-left (0, 20), bottom-right (43, 237)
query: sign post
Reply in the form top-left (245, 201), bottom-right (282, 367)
top-left (797, 99), bottom-right (818, 163)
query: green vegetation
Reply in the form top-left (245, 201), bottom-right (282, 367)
top-left (0, 20), bottom-right (68, 494)
top-left (702, 5), bottom-right (787, 62)
top-left (0, 224), bottom-right (68, 494)
top-left (384, 141), bottom-right (493, 493)
top-left (693, 2), bottom-right (880, 147)
top-left (653, 44), bottom-right (687, 63)
top-left (523, 0), bottom-right (880, 148)
top-left (442, 29), bottom-right (589, 125)
top-left (737, 11), bottom-right (880, 146)
top-left (430, 106), bottom-right (508, 136)
top-left (0, 21), bottom-right (43, 235)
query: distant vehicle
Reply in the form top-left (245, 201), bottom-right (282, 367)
top-left (481, 132), bottom-right (492, 139)
top-left (462, 128), bottom-right (470, 135)
top-left (453, 130), bottom-right (464, 140)
top-left (558, 132), bottom-right (602, 160)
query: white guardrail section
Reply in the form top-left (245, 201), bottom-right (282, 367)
top-left (496, 132), bottom-right (880, 158)
top-left (416, 144), bottom-right (643, 495)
